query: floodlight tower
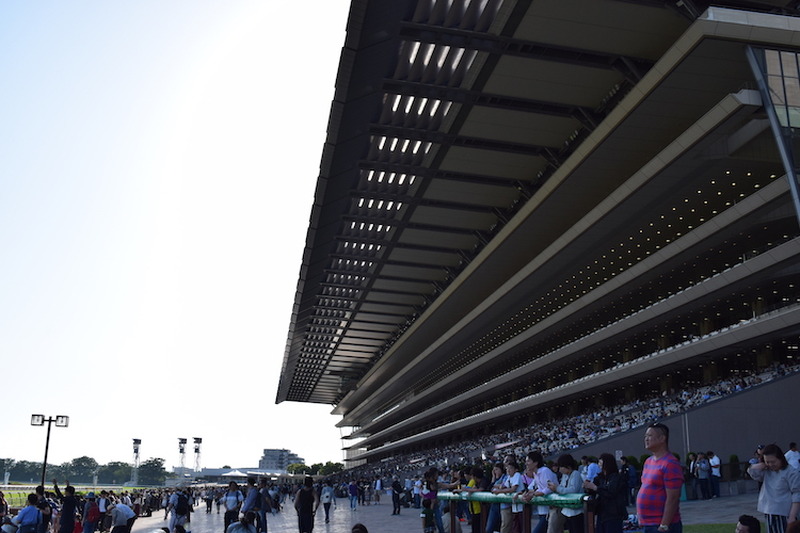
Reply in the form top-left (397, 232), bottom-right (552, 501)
top-left (30, 414), bottom-right (69, 488)
top-left (193, 438), bottom-right (202, 472)
top-left (178, 438), bottom-right (187, 473)
top-left (131, 439), bottom-right (141, 484)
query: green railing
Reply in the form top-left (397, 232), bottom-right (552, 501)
top-left (436, 491), bottom-right (594, 533)
top-left (437, 490), bottom-right (587, 509)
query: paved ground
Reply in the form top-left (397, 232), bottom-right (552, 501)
top-left (130, 490), bottom-right (760, 533)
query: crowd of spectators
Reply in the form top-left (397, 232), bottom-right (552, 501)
top-left (340, 362), bottom-right (800, 480)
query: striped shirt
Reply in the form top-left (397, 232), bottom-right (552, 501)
top-left (636, 453), bottom-right (682, 526)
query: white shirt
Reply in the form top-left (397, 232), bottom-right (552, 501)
top-left (709, 455), bottom-right (721, 476)
top-left (785, 449), bottom-right (800, 470)
top-left (222, 490), bottom-right (243, 511)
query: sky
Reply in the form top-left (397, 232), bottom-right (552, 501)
top-left (0, 1), bottom-right (354, 472)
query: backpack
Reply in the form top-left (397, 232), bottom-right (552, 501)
top-left (87, 502), bottom-right (101, 523)
top-left (175, 494), bottom-right (189, 516)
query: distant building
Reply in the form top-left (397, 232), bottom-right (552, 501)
top-left (259, 449), bottom-right (304, 472)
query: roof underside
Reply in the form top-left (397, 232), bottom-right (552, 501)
top-left (276, 0), bottom-right (800, 411)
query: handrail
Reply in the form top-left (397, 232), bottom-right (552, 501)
top-left (436, 490), bottom-right (588, 509)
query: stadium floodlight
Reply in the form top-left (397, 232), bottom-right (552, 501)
top-left (30, 414), bottom-right (69, 488)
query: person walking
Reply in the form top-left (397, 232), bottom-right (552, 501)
top-left (320, 481), bottom-right (335, 523)
top-left (81, 493), bottom-right (101, 533)
top-left (348, 480), bottom-right (359, 511)
top-left (636, 422), bottom-right (683, 533)
top-left (294, 477), bottom-right (319, 533)
top-left (221, 482), bottom-right (244, 533)
top-left (167, 488), bottom-right (190, 533)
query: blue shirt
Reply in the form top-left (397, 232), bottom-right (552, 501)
top-left (241, 487), bottom-right (259, 512)
top-left (15, 506), bottom-right (41, 527)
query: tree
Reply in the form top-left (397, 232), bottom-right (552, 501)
top-left (63, 456), bottom-right (99, 483)
top-left (309, 463), bottom-right (323, 475)
top-left (287, 463), bottom-right (309, 475)
top-left (9, 460), bottom-right (41, 483)
top-left (137, 458), bottom-right (167, 486)
top-left (318, 462), bottom-right (344, 476)
top-left (0, 458), bottom-right (15, 475)
top-left (97, 462), bottom-right (132, 485)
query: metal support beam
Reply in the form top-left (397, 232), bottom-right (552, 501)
top-left (399, 21), bottom-right (654, 75)
top-left (383, 79), bottom-right (598, 124)
top-left (370, 124), bottom-right (551, 156)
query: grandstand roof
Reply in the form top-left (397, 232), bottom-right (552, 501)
top-left (277, 0), bottom-right (800, 459)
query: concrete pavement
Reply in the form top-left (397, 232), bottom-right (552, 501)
top-left (131, 491), bottom-right (760, 533)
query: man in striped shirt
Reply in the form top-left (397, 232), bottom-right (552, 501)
top-left (636, 422), bottom-right (683, 533)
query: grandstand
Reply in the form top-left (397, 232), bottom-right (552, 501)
top-left (277, 0), bottom-right (800, 466)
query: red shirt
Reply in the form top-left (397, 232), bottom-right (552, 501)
top-left (636, 453), bottom-right (683, 526)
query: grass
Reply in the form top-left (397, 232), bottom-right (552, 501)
top-left (684, 524), bottom-right (733, 533)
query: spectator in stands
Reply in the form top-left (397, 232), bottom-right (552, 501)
top-left (584, 453), bottom-right (628, 533)
top-left (747, 444), bottom-right (800, 533)
top-left (636, 422), bottom-right (682, 533)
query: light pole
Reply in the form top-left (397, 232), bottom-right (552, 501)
top-left (132, 439), bottom-right (141, 485)
top-left (30, 414), bottom-right (69, 488)
top-left (193, 438), bottom-right (202, 473)
top-left (178, 438), bottom-right (187, 475)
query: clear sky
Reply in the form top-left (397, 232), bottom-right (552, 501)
top-left (0, 1), bottom-right (353, 471)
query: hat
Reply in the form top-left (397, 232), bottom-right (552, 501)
top-left (86, 492), bottom-right (96, 499)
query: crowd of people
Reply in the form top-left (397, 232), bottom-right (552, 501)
top-left (0, 481), bottom-right (152, 533)
top-left (343, 362), bottom-right (800, 478)
top-left (324, 427), bottom-right (799, 533)
top-left (1, 365), bottom-right (797, 533)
